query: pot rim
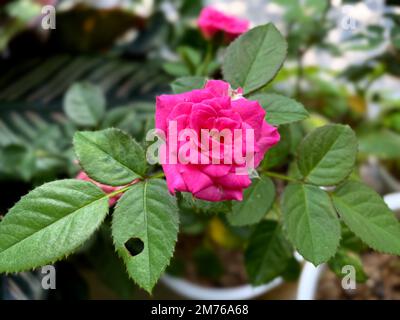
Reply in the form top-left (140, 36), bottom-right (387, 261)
top-left (161, 274), bottom-right (283, 300)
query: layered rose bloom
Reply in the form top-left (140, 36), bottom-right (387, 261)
top-left (198, 6), bottom-right (250, 42)
top-left (155, 80), bottom-right (280, 202)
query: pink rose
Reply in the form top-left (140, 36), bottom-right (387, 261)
top-left (198, 6), bottom-right (250, 42)
top-left (76, 171), bottom-right (124, 206)
top-left (155, 80), bottom-right (280, 202)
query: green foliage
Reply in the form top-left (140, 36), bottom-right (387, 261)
top-left (261, 123), bottom-right (304, 170)
top-left (282, 183), bottom-right (340, 265)
top-left (178, 192), bottom-right (232, 216)
top-left (73, 129), bottom-right (147, 186)
top-left (359, 130), bottom-right (400, 159)
top-left (0, 180), bottom-right (109, 273)
top-left (223, 23), bottom-right (287, 94)
top-left (100, 106), bottom-right (141, 135)
top-left (297, 124), bottom-right (357, 185)
top-left (245, 220), bottom-right (293, 285)
top-left (171, 76), bottom-right (207, 93)
top-left (251, 93), bottom-right (309, 125)
top-left (227, 177), bottom-right (275, 226)
top-left (64, 82), bottom-right (106, 127)
top-left (328, 249), bottom-right (367, 283)
top-left (0, 112), bottom-right (74, 182)
top-left (332, 181), bottom-right (400, 255)
top-left (1, 13), bottom-right (400, 293)
top-left (112, 179), bottom-right (179, 293)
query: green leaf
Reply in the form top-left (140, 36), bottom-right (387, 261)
top-left (64, 82), bottom-right (106, 127)
top-left (171, 76), bottom-right (207, 94)
top-left (245, 220), bottom-right (292, 285)
top-left (227, 177), bottom-right (275, 226)
top-left (332, 181), bottom-right (400, 255)
top-left (251, 93), bottom-right (309, 125)
top-left (178, 192), bottom-right (232, 215)
top-left (282, 183), bottom-right (341, 265)
top-left (112, 179), bottom-right (179, 293)
top-left (223, 23), bottom-right (287, 95)
top-left (328, 249), bottom-right (367, 283)
top-left (281, 257), bottom-right (301, 281)
top-left (340, 224), bottom-right (368, 252)
top-left (101, 106), bottom-right (139, 134)
top-left (0, 180), bottom-right (109, 273)
top-left (162, 62), bottom-right (190, 77)
top-left (297, 124), bottom-right (357, 186)
top-left (0, 144), bottom-right (35, 180)
top-left (261, 134), bottom-right (290, 170)
top-left (73, 128), bottom-right (147, 186)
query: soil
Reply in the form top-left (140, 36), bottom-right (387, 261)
top-left (317, 252), bottom-right (400, 300)
top-left (172, 234), bottom-right (248, 288)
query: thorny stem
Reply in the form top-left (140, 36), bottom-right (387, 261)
top-left (106, 172), bottom-right (166, 198)
top-left (106, 185), bottom-right (132, 199)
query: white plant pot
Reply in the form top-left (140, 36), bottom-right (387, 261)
top-left (161, 274), bottom-right (283, 300)
top-left (296, 192), bottom-right (400, 300)
top-left (161, 252), bottom-right (304, 300)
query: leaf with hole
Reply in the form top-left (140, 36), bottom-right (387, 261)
top-left (282, 183), bottom-right (341, 265)
top-left (112, 179), bottom-right (179, 293)
top-left (74, 128), bottom-right (147, 186)
top-left (0, 179), bottom-right (109, 273)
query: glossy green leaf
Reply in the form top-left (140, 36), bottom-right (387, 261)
top-left (171, 76), bottom-right (207, 94)
top-left (245, 220), bottom-right (292, 285)
top-left (297, 124), bottom-right (357, 186)
top-left (227, 177), bottom-right (275, 226)
top-left (332, 181), bottom-right (400, 255)
top-left (328, 249), bottom-right (367, 283)
top-left (282, 183), bottom-right (340, 265)
top-left (0, 180), bottom-right (109, 273)
top-left (251, 93), bottom-right (309, 125)
top-left (223, 23), bottom-right (287, 95)
top-left (74, 128), bottom-right (147, 186)
top-left (112, 179), bottom-right (179, 293)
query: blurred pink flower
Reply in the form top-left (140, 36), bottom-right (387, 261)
top-left (198, 6), bottom-right (250, 42)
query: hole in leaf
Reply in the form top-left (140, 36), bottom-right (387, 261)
top-left (124, 238), bottom-right (144, 256)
